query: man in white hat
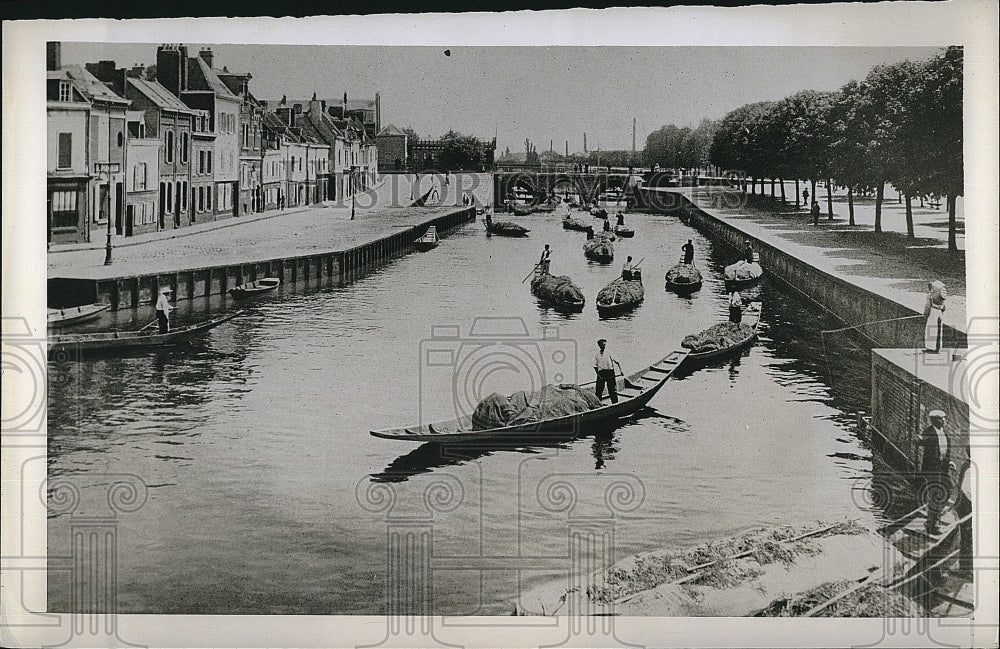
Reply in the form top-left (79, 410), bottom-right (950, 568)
top-left (155, 286), bottom-right (174, 333)
top-left (919, 409), bottom-right (950, 535)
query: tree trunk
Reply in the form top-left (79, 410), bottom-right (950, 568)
top-left (848, 187), bottom-right (855, 226)
top-left (875, 182), bottom-right (884, 233)
top-left (770, 177), bottom-right (775, 198)
top-left (751, 177), bottom-right (756, 195)
top-left (948, 195), bottom-right (957, 251)
top-left (795, 179), bottom-right (800, 208)
top-left (905, 194), bottom-right (914, 237)
top-left (897, 189), bottom-right (902, 204)
top-left (810, 179), bottom-right (817, 209)
top-left (779, 178), bottom-right (786, 204)
top-left (826, 178), bottom-right (834, 219)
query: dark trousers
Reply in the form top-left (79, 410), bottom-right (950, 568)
top-left (595, 369), bottom-right (618, 404)
top-left (156, 311), bottom-right (169, 333)
top-left (684, 253), bottom-right (693, 264)
top-left (729, 306), bottom-right (742, 323)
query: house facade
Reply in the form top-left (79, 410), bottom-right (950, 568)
top-left (190, 109), bottom-right (215, 222)
top-left (124, 110), bottom-right (160, 237)
top-left (217, 63), bottom-right (265, 216)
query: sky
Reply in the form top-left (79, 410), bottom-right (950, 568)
top-left (60, 43), bottom-right (942, 156)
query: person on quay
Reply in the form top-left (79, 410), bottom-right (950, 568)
top-left (919, 409), bottom-right (951, 535)
top-left (682, 239), bottom-right (695, 265)
top-left (622, 256), bottom-right (634, 281)
top-left (593, 339), bottom-right (621, 404)
top-left (616, 211), bottom-right (625, 227)
top-left (802, 187), bottom-right (809, 206)
top-left (811, 200), bottom-right (821, 226)
top-left (728, 283), bottom-right (744, 324)
top-left (155, 286), bottom-right (174, 334)
top-left (924, 280), bottom-right (948, 353)
top-left (539, 244), bottom-right (552, 274)
top-left (744, 240), bottom-right (755, 264)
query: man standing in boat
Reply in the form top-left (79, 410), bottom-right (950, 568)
top-left (539, 244), bottom-right (552, 274)
top-left (616, 211), bottom-right (625, 227)
top-left (155, 287), bottom-right (174, 333)
top-left (622, 256), bottom-right (634, 281)
top-left (682, 239), bottom-right (695, 265)
top-left (593, 339), bottom-right (620, 404)
top-left (728, 283), bottom-right (744, 324)
top-left (744, 240), bottom-right (755, 264)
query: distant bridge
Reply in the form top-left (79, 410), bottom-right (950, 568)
top-left (492, 171), bottom-right (637, 206)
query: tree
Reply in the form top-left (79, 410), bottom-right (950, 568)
top-left (770, 91), bottom-right (837, 213)
top-left (400, 126), bottom-right (419, 143)
top-left (525, 139), bottom-right (540, 166)
top-left (439, 130), bottom-right (484, 170)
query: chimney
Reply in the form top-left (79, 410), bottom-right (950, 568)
top-left (343, 92), bottom-right (348, 110)
top-left (309, 93), bottom-right (322, 118)
top-left (199, 47), bottom-right (213, 69)
top-left (156, 44), bottom-right (186, 97)
top-left (276, 106), bottom-right (292, 126)
top-left (46, 42), bottom-right (61, 71)
top-left (375, 92), bottom-right (381, 133)
top-left (565, 140), bottom-right (568, 157)
top-left (86, 60), bottom-right (126, 96)
top-left (583, 132), bottom-right (587, 153)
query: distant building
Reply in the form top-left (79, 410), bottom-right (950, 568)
top-left (124, 110), bottom-right (160, 237)
top-left (216, 58), bottom-right (265, 216)
top-left (46, 46), bottom-right (129, 244)
top-left (409, 136), bottom-right (496, 171)
top-left (376, 124), bottom-right (407, 171)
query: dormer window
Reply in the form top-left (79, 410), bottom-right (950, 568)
top-left (59, 81), bottom-right (71, 102)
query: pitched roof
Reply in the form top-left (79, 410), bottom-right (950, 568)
top-left (59, 65), bottom-right (130, 104)
top-left (304, 110), bottom-right (344, 146)
top-left (186, 56), bottom-right (238, 99)
top-left (128, 78), bottom-right (195, 113)
top-left (378, 124), bottom-right (406, 137)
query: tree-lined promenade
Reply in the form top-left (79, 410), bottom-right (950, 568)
top-left (644, 47), bottom-right (963, 252)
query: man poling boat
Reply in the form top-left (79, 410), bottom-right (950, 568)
top-left (530, 264), bottom-right (585, 312)
top-left (596, 259), bottom-right (644, 317)
top-left (681, 301), bottom-right (763, 364)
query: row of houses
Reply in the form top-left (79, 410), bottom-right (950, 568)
top-left (46, 43), bottom-right (379, 245)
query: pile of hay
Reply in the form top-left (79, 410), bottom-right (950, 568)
top-left (665, 263), bottom-right (703, 284)
top-left (530, 273), bottom-right (585, 309)
top-left (471, 384), bottom-right (603, 430)
top-left (682, 322), bottom-right (753, 353)
top-left (597, 277), bottom-right (644, 308)
top-left (584, 238), bottom-right (615, 262)
top-left (724, 260), bottom-right (763, 281)
top-left (755, 578), bottom-right (922, 617)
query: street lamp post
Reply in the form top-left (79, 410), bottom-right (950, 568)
top-left (95, 162), bottom-right (121, 265)
top-left (350, 165), bottom-right (358, 220)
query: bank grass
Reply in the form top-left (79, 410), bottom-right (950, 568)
top-left (755, 578), bottom-right (922, 617)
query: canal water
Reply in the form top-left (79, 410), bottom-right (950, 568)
top-left (47, 209), bottom-right (911, 615)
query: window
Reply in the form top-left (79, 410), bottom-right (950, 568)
top-left (206, 188), bottom-right (212, 210)
top-left (166, 182), bottom-right (173, 212)
top-left (134, 162), bottom-right (147, 190)
top-left (198, 186), bottom-right (204, 212)
top-left (57, 133), bottom-right (72, 169)
top-left (182, 182), bottom-right (188, 212)
top-left (59, 81), bottom-right (71, 102)
top-left (165, 130), bottom-right (174, 163)
top-left (199, 151), bottom-right (205, 174)
top-left (207, 151), bottom-right (212, 173)
top-left (117, 132), bottom-right (124, 147)
top-left (181, 132), bottom-right (189, 163)
top-left (51, 190), bottom-right (78, 227)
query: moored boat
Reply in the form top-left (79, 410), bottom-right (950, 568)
top-left (530, 270), bottom-right (585, 312)
top-left (665, 262), bottom-right (703, 295)
top-left (47, 303), bottom-right (111, 328)
top-left (681, 301), bottom-right (762, 364)
top-left (370, 347), bottom-right (690, 442)
top-left (229, 277), bottom-right (281, 299)
top-left (584, 235), bottom-right (614, 263)
top-left (414, 225), bottom-right (439, 251)
top-left (590, 207), bottom-right (608, 218)
top-left (596, 270), bottom-right (644, 316)
top-left (613, 225), bottom-right (635, 238)
top-left (723, 258), bottom-right (764, 287)
top-left (512, 204), bottom-right (534, 217)
top-left (48, 311), bottom-right (244, 357)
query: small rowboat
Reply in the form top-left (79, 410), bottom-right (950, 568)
top-left (596, 270), bottom-right (644, 317)
top-left (665, 262), bottom-right (703, 295)
top-left (48, 311), bottom-right (244, 357)
top-left (370, 348), bottom-right (691, 442)
top-left (414, 225), bottom-right (439, 251)
top-left (613, 225), bottom-right (635, 238)
top-left (229, 277), bottom-right (280, 299)
top-left (562, 216), bottom-right (592, 232)
top-left (47, 303), bottom-right (111, 328)
top-left (683, 301), bottom-right (763, 364)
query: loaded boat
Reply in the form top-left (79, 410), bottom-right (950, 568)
top-left (485, 213), bottom-right (530, 237)
top-left (682, 301), bottom-right (762, 363)
top-left (596, 269), bottom-right (644, 316)
top-left (562, 216), bottom-right (592, 232)
top-left (613, 225), bottom-right (635, 238)
top-left (584, 233), bottom-right (615, 263)
top-left (370, 347), bottom-right (690, 442)
top-left (590, 207), bottom-right (609, 219)
top-left (48, 311), bottom-right (244, 357)
top-left (665, 260), bottom-right (703, 295)
top-left (229, 277), bottom-right (281, 299)
top-left (723, 257), bottom-right (764, 288)
top-left (414, 225), bottom-right (439, 251)
top-left (47, 303), bottom-right (111, 328)
top-left (530, 270), bottom-right (586, 312)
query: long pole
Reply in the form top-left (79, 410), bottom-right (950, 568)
top-left (104, 102), bottom-right (114, 265)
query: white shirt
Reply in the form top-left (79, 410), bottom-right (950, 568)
top-left (155, 293), bottom-right (173, 314)
top-left (729, 291), bottom-right (743, 308)
top-left (933, 425), bottom-right (948, 460)
top-left (594, 349), bottom-right (615, 371)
